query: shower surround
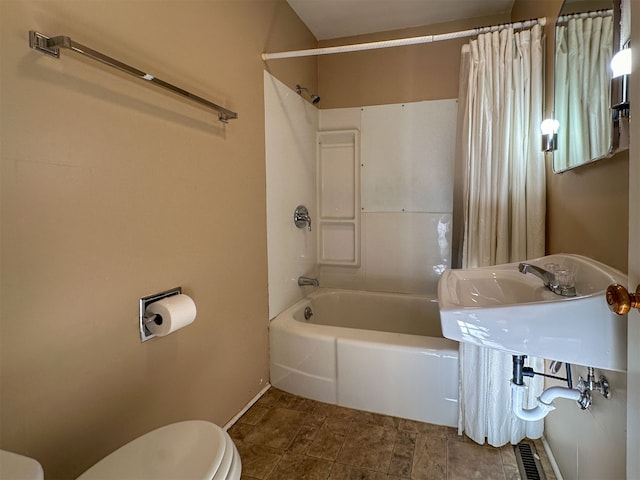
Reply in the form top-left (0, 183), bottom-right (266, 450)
top-left (265, 71), bottom-right (458, 308)
top-left (264, 70), bottom-right (459, 422)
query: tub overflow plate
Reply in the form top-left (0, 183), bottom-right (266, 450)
top-left (304, 306), bottom-right (313, 320)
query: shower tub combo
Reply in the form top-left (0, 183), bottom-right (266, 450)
top-left (269, 288), bottom-right (459, 426)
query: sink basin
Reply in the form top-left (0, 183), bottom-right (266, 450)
top-left (437, 254), bottom-right (627, 371)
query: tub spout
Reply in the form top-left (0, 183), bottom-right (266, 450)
top-left (298, 276), bottom-right (319, 287)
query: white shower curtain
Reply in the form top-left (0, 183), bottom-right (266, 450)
top-left (456, 25), bottom-right (545, 446)
top-left (555, 16), bottom-right (613, 170)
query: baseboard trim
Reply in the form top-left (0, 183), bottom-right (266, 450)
top-left (223, 383), bottom-right (272, 431)
top-left (541, 435), bottom-right (564, 480)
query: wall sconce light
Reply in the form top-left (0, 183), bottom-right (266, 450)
top-left (611, 48), bottom-right (632, 77)
top-left (611, 47), bottom-right (631, 117)
top-left (541, 118), bottom-right (559, 152)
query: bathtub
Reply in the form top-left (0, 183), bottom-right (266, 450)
top-left (269, 288), bottom-right (459, 427)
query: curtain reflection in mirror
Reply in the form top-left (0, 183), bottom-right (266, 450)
top-left (555, 12), bottom-right (613, 170)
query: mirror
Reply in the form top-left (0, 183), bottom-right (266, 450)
top-left (552, 0), bottom-right (628, 173)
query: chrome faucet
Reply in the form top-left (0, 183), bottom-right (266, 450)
top-left (294, 205), bottom-right (312, 231)
top-left (518, 263), bottom-right (554, 285)
top-left (518, 263), bottom-right (576, 297)
top-left (298, 276), bottom-right (319, 287)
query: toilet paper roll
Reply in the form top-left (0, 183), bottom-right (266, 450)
top-left (145, 294), bottom-right (197, 337)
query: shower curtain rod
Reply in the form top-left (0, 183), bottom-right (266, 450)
top-left (557, 9), bottom-right (613, 24)
top-left (262, 17), bottom-right (546, 60)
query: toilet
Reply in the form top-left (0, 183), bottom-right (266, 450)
top-left (0, 450), bottom-right (44, 480)
top-left (76, 420), bottom-right (241, 480)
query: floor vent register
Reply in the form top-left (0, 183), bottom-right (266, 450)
top-left (514, 441), bottom-right (547, 480)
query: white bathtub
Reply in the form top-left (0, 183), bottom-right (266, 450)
top-left (269, 288), bottom-right (459, 427)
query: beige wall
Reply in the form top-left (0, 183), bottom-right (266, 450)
top-left (317, 15), bottom-right (509, 109)
top-left (0, 1), bottom-right (316, 478)
top-left (546, 152), bottom-right (629, 272)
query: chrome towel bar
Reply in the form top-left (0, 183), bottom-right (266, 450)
top-left (29, 31), bottom-right (238, 123)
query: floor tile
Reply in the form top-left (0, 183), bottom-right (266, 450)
top-left (231, 388), bottom-right (557, 480)
top-left (278, 390), bottom-right (319, 412)
top-left (444, 426), bottom-right (460, 439)
top-left (313, 402), bottom-right (359, 421)
top-left (399, 418), bottom-right (446, 437)
top-left (305, 412), bottom-right (329, 428)
top-left (236, 441), bottom-right (282, 480)
top-left (337, 423), bottom-right (396, 472)
top-left (388, 442), bottom-right (414, 478)
top-left (244, 407), bottom-right (307, 449)
top-left (289, 422), bottom-right (320, 455)
top-left (328, 463), bottom-right (388, 479)
top-left (228, 422), bottom-right (254, 442)
top-left (307, 417), bottom-right (350, 461)
top-left (411, 434), bottom-right (446, 480)
top-left (352, 410), bottom-right (400, 430)
top-left (267, 451), bottom-right (333, 480)
top-left (255, 388), bottom-right (282, 407)
top-left (395, 429), bottom-right (417, 449)
top-left (447, 439), bottom-right (505, 480)
top-left (504, 464), bottom-right (522, 480)
top-left (499, 444), bottom-right (518, 469)
top-left (239, 404), bottom-right (270, 425)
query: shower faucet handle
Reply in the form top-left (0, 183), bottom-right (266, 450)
top-left (293, 205), bottom-right (312, 231)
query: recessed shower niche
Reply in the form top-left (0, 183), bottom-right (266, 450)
top-left (316, 129), bottom-right (360, 266)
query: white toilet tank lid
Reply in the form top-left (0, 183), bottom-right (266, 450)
top-left (76, 420), bottom-right (228, 480)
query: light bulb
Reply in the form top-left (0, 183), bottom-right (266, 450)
top-left (611, 49), bottom-right (632, 78)
top-left (540, 119), bottom-right (559, 135)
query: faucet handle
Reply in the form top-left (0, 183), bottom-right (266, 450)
top-left (553, 269), bottom-right (575, 288)
top-left (294, 205), bottom-right (312, 231)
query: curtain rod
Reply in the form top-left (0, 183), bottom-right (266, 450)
top-left (262, 17), bottom-right (546, 60)
top-left (557, 9), bottom-right (613, 24)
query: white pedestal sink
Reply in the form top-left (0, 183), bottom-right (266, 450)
top-left (437, 254), bottom-right (628, 371)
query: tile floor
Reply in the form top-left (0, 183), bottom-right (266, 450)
top-left (228, 387), bottom-right (557, 480)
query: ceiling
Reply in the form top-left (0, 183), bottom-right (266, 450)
top-left (286, 0), bottom-right (516, 40)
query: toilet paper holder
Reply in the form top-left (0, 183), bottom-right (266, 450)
top-left (139, 287), bottom-right (182, 342)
